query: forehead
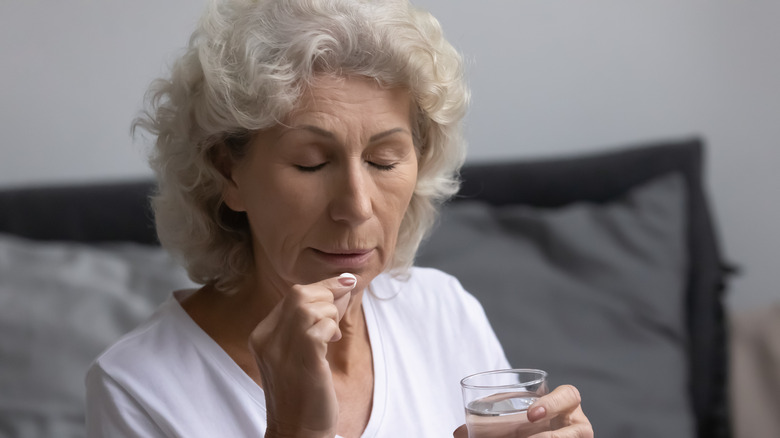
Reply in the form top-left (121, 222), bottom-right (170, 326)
top-left (285, 75), bottom-right (413, 126)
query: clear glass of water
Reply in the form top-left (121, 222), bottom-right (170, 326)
top-left (460, 369), bottom-right (550, 438)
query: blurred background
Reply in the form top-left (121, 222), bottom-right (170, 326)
top-left (1, 0), bottom-right (778, 436)
top-left (2, 0), bottom-right (777, 311)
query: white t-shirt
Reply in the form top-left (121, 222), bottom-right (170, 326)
top-left (85, 267), bottom-right (510, 437)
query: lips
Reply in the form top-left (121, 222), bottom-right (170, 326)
top-left (311, 248), bottom-right (374, 269)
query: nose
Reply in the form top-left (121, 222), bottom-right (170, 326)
top-left (329, 161), bottom-right (373, 225)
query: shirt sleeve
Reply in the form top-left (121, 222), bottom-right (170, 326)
top-left (85, 363), bottom-right (168, 438)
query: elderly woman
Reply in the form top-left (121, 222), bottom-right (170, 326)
top-left (86, 0), bottom-right (592, 437)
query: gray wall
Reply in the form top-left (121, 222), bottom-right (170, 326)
top-left (1, 0), bottom-right (778, 310)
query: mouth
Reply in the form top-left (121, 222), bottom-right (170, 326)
top-left (311, 248), bottom-right (374, 269)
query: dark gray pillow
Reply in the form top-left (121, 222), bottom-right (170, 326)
top-left (417, 172), bottom-right (694, 437)
top-left (0, 237), bottom-right (195, 438)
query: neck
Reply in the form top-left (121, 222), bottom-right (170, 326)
top-left (327, 289), bottom-right (370, 374)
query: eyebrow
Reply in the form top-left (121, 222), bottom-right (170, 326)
top-left (293, 125), bottom-right (409, 143)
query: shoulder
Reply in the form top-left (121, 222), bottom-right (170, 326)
top-left (369, 266), bottom-right (487, 327)
top-left (85, 296), bottom-right (192, 435)
top-left (367, 267), bottom-right (510, 378)
top-left (88, 295), bottom-right (194, 390)
top-left (86, 292), bottom-right (267, 436)
top-left (373, 266), bottom-right (474, 300)
top-left (406, 265), bottom-right (463, 288)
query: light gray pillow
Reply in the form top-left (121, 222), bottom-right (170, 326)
top-left (0, 236), bottom-right (195, 438)
top-left (416, 172), bottom-right (694, 437)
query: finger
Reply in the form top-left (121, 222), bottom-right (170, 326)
top-left (293, 301), bottom-right (339, 329)
top-left (332, 272), bottom-right (358, 297)
top-left (453, 424), bottom-right (468, 438)
top-left (527, 385), bottom-right (581, 423)
top-left (250, 293), bottom-right (339, 354)
top-left (301, 301), bottom-right (341, 343)
top-left (317, 273), bottom-right (357, 321)
top-left (527, 423), bottom-right (593, 438)
top-left (306, 315), bottom-right (342, 343)
top-left (550, 404), bottom-right (589, 431)
top-left (289, 273), bottom-right (356, 302)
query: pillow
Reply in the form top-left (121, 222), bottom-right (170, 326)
top-left (0, 236), bottom-right (195, 438)
top-left (416, 172), bottom-right (694, 437)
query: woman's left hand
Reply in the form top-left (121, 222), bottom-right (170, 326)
top-left (453, 384), bottom-right (593, 438)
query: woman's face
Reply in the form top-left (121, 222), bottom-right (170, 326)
top-left (224, 75), bottom-right (418, 291)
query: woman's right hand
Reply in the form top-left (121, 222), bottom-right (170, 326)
top-left (248, 274), bottom-right (357, 438)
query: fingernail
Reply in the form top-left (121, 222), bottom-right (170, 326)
top-left (529, 406), bottom-right (546, 422)
top-left (338, 272), bottom-right (356, 287)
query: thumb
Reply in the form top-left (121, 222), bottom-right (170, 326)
top-left (320, 272), bottom-right (357, 322)
top-left (453, 424), bottom-right (468, 438)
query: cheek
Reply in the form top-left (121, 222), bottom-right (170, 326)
top-left (380, 172), bottom-right (417, 231)
top-left (240, 176), bottom-right (319, 241)
top-left (397, 164), bottom-right (419, 209)
top-left (250, 171), bottom-right (317, 214)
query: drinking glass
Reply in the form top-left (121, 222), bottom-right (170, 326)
top-left (460, 369), bottom-right (550, 438)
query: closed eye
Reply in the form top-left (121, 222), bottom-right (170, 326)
top-left (295, 162), bottom-right (327, 172)
top-left (368, 162), bottom-right (397, 171)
